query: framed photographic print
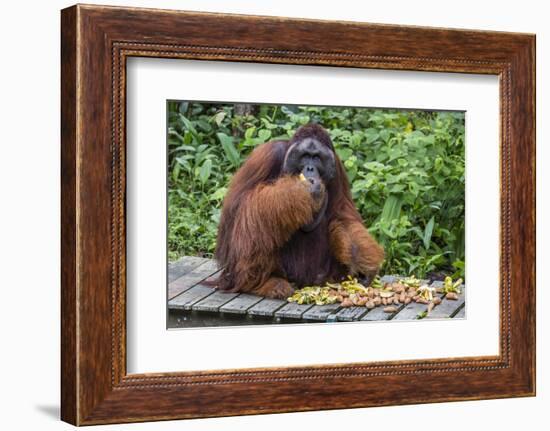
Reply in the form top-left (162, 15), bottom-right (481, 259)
top-left (163, 101), bottom-right (467, 330)
top-left (61, 4), bottom-right (536, 425)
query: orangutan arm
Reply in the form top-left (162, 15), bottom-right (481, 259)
top-left (237, 175), bottom-right (324, 252)
top-left (329, 217), bottom-right (385, 278)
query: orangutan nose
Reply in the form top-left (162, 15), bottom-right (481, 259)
top-left (303, 165), bottom-right (319, 178)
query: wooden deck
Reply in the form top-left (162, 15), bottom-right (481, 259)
top-left (167, 256), bottom-right (466, 327)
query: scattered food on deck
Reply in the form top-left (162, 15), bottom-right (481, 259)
top-left (167, 257), bottom-right (466, 328)
top-left (286, 274), bottom-right (463, 317)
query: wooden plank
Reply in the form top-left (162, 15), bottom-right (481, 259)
top-left (168, 256), bottom-right (209, 283)
top-left (361, 305), bottom-right (399, 321)
top-left (425, 284), bottom-right (466, 319)
top-left (361, 298), bottom-right (415, 321)
top-left (219, 294), bottom-right (264, 315)
top-left (392, 281), bottom-right (444, 321)
top-left (390, 301), bottom-right (428, 321)
top-left (168, 260), bottom-right (220, 300)
top-left (248, 298), bottom-right (287, 317)
top-left (168, 284), bottom-right (216, 310)
top-left (326, 313), bottom-right (339, 323)
top-left (274, 302), bottom-right (313, 319)
top-left (192, 290), bottom-right (240, 312)
top-left (335, 306), bottom-right (368, 322)
top-left (302, 304), bottom-right (341, 321)
top-left (453, 305), bottom-right (466, 318)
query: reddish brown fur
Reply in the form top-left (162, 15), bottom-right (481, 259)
top-left (215, 124), bottom-right (384, 298)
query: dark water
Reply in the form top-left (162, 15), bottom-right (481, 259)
top-left (168, 309), bottom-right (302, 329)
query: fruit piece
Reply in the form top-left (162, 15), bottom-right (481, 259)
top-left (446, 292), bottom-right (458, 300)
top-left (392, 283), bottom-right (405, 293)
top-left (352, 294), bottom-right (368, 306)
top-left (416, 284), bottom-right (435, 301)
top-left (341, 298), bottom-right (353, 307)
top-left (402, 275), bottom-right (421, 288)
top-left (383, 306), bottom-right (397, 313)
top-left (443, 276), bottom-right (462, 294)
top-left (370, 275), bottom-right (383, 289)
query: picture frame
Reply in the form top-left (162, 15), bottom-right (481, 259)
top-left (60, 4), bottom-right (535, 425)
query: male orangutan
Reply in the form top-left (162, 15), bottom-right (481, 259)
top-left (214, 123), bottom-right (384, 299)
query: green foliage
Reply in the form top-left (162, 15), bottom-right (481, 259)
top-left (167, 101), bottom-right (465, 279)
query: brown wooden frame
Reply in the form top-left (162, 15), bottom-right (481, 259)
top-left (61, 4), bottom-right (536, 425)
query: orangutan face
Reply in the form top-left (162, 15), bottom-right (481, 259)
top-left (283, 136), bottom-right (336, 189)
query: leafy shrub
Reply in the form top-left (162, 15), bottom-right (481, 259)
top-left (167, 101), bottom-right (465, 279)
